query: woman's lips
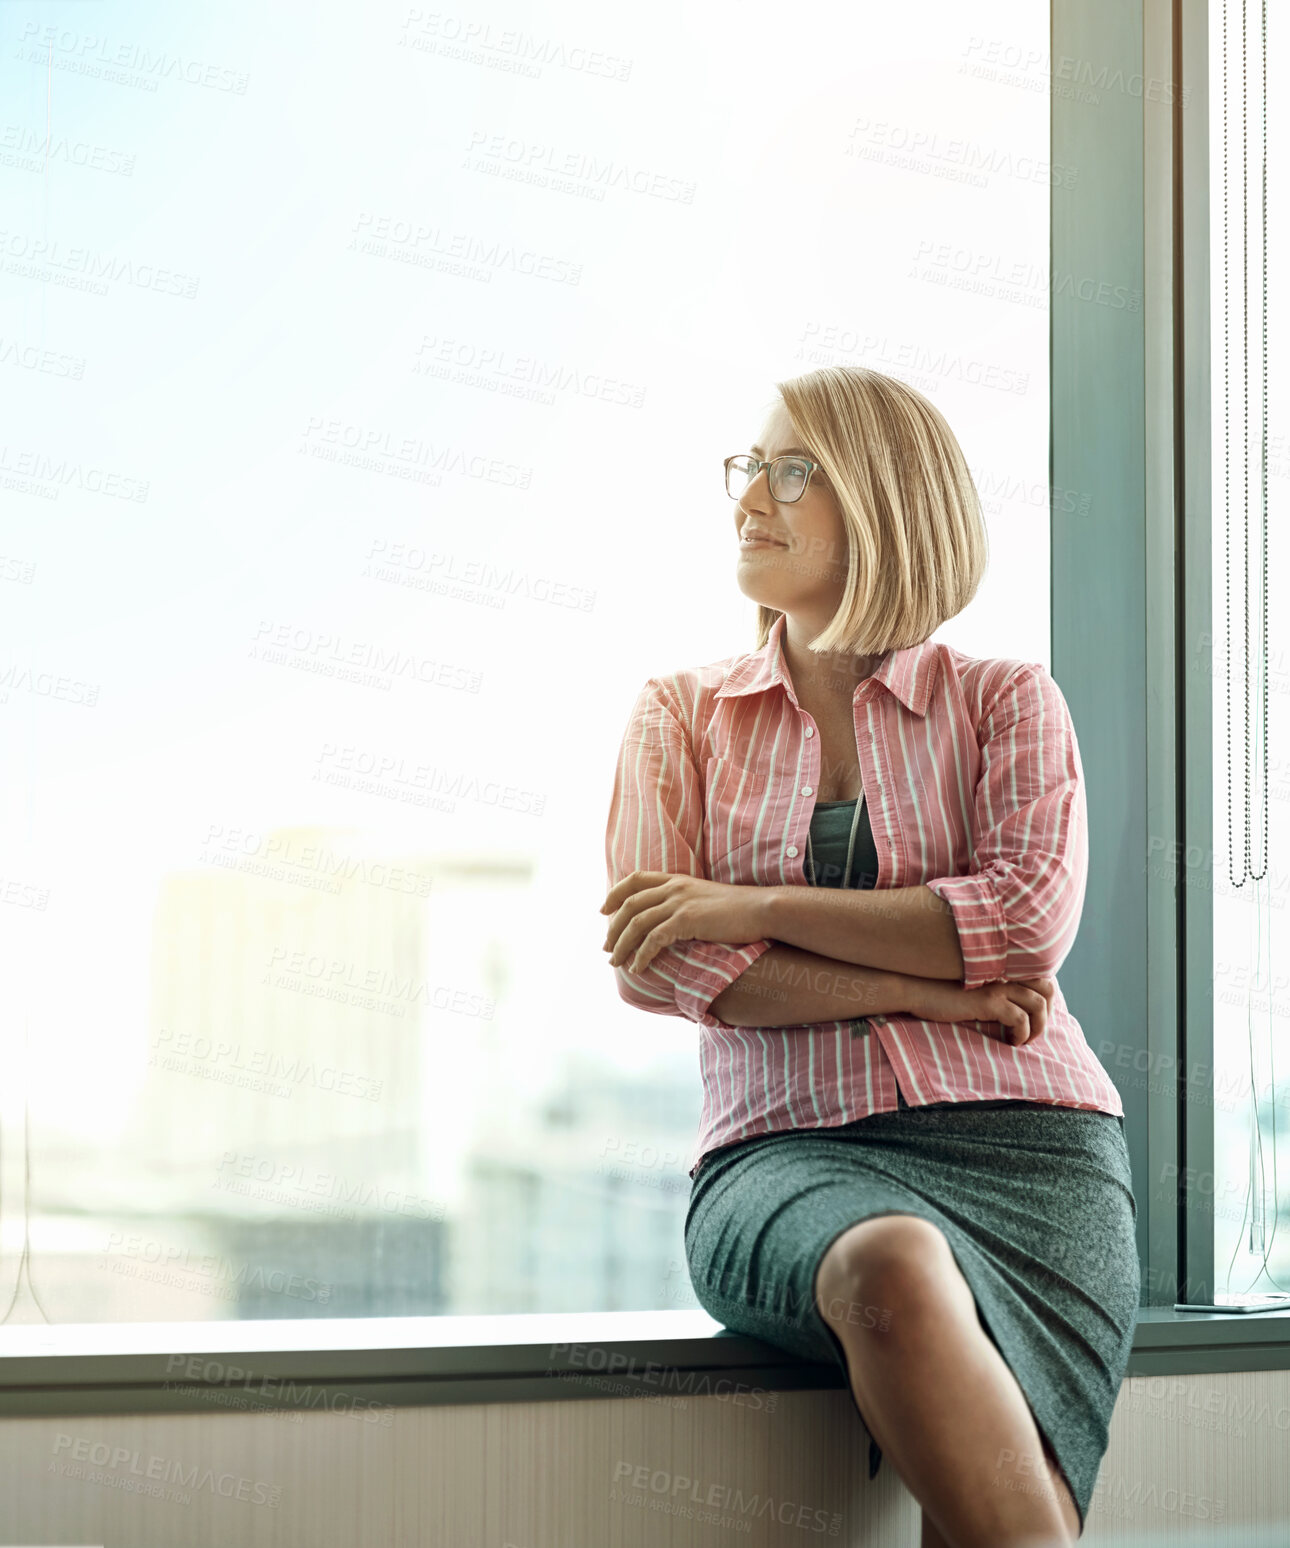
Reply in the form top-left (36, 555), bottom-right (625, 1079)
top-left (740, 537), bottom-right (788, 549)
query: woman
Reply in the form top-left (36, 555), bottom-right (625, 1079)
top-left (600, 366), bottom-right (1139, 1548)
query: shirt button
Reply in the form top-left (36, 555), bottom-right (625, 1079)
top-left (786, 845), bottom-right (799, 858)
top-left (801, 785), bottom-right (813, 796)
top-left (804, 726), bottom-right (814, 738)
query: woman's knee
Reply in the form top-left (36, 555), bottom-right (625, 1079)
top-left (814, 1214), bottom-right (966, 1333)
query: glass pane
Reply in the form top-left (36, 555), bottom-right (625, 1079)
top-left (726, 456), bottom-right (755, 499)
top-left (770, 459), bottom-right (808, 502)
top-left (1209, 1), bottom-right (1290, 1301)
top-left (1, 0), bottom-right (1051, 1323)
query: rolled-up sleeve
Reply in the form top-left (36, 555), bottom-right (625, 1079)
top-left (605, 676), bottom-right (773, 1026)
top-left (924, 663), bottom-right (1088, 990)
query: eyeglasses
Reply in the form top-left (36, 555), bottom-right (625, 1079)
top-left (724, 453), bottom-right (823, 505)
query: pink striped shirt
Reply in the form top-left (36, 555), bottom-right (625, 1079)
top-left (605, 611), bottom-right (1124, 1177)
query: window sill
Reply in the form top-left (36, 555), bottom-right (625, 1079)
top-left (0, 1307), bottom-right (1288, 1418)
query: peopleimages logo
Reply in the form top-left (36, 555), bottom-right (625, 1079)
top-left (16, 22), bottom-right (250, 94)
top-left (51, 1432), bottom-right (281, 1506)
top-left (102, 1232), bottom-right (332, 1303)
top-left (611, 1461), bottom-right (842, 1535)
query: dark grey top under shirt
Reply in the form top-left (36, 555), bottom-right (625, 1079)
top-left (807, 799), bottom-right (880, 1044)
top-left (806, 797), bottom-right (880, 891)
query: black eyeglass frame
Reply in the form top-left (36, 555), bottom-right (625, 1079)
top-left (723, 453), bottom-right (825, 505)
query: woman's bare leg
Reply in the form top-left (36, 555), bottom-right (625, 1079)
top-left (814, 1214), bottom-right (1081, 1548)
top-left (920, 1511), bottom-right (955, 1548)
top-left (920, 1431), bottom-right (1079, 1548)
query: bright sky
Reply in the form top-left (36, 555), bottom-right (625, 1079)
top-left (1, 1), bottom-right (1050, 1157)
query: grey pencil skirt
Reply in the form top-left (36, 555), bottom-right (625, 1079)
top-left (683, 1088), bottom-right (1139, 1533)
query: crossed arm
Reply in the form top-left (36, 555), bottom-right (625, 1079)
top-left (604, 667), bottom-right (1086, 1033)
top-left (708, 885), bottom-right (964, 1027)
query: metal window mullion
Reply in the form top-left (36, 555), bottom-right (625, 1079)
top-left (1177, 0), bottom-right (1216, 1306)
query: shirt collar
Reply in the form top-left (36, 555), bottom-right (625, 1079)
top-left (714, 612), bottom-right (941, 718)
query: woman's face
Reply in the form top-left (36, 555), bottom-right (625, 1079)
top-left (732, 399), bottom-right (849, 616)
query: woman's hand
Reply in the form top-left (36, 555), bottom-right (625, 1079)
top-left (601, 871), bottom-right (764, 975)
top-left (897, 974), bottom-right (1057, 1046)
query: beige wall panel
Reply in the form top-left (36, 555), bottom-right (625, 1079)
top-left (1, 1370), bottom-right (1287, 1545)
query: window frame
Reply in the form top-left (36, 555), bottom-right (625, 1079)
top-left (1052, 0), bottom-right (1217, 1307)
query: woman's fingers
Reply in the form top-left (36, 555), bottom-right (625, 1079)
top-left (1019, 976), bottom-right (1057, 1007)
top-left (968, 976), bottom-right (1057, 1045)
top-left (983, 985), bottom-right (1046, 1044)
top-left (1005, 984), bottom-right (1049, 1042)
top-left (991, 996), bottom-right (1033, 1046)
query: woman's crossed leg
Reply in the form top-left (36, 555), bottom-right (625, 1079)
top-left (813, 1214), bottom-right (1081, 1548)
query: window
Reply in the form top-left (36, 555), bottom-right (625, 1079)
top-left (1208, 0), bottom-right (1289, 1301)
top-left (4, 0), bottom-right (1050, 1324)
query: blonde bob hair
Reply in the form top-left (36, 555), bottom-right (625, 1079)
top-left (754, 366), bottom-right (988, 657)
